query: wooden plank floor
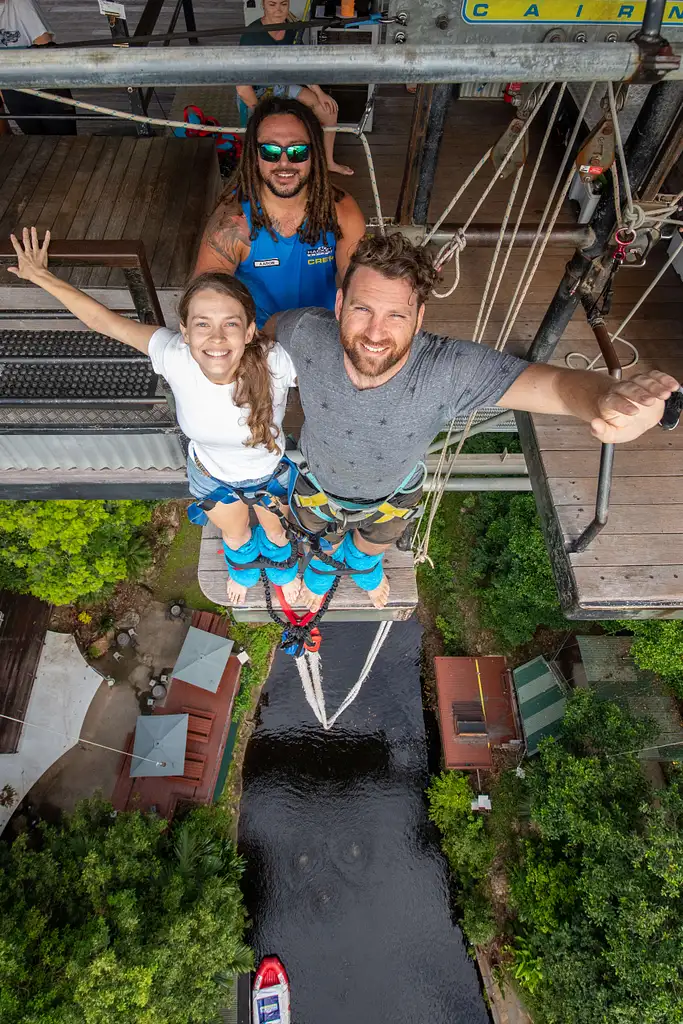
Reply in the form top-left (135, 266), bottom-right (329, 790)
top-left (518, 247), bottom-right (683, 619)
top-left (198, 522), bottom-right (418, 621)
top-left (0, 136), bottom-right (220, 290)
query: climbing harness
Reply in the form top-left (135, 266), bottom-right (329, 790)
top-left (288, 458), bottom-right (426, 534)
top-left (263, 572), bottom-right (338, 658)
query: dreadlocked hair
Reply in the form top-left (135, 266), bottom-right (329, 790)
top-left (178, 273), bottom-right (280, 455)
top-left (219, 95), bottom-right (344, 245)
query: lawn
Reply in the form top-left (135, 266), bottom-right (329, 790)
top-left (153, 517), bottom-right (222, 612)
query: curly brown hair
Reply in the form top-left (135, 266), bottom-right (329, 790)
top-left (342, 233), bottom-right (437, 307)
top-left (178, 273), bottom-right (280, 454)
top-left (219, 95), bottom-right (344, 245)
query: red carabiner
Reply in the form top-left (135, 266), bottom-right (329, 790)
top-left (612, 226), bottom-right (636, 265)
top-left (304, 627), bottom-right (322, 654)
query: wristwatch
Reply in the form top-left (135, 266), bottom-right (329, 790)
top-left (660, 386), bottom-right (683, 431)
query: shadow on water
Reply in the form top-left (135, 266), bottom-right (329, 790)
top-left (239, 619), bottom-right (490, 1024)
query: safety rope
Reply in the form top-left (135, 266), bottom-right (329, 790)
top-left (297, 621), bottom-right (393, 730)
top-left (11, 87), bottom-right (385, 230)
top-left (414, 81), bottom-right (591, 564)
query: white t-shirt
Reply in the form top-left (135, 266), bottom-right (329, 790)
top-left (0, 0), bottom-right (52, 47)
top-left (148, 328), bottom-right (297, 484)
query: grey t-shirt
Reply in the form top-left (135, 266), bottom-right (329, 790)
top-left (277, 307), bottom-right (529, 501)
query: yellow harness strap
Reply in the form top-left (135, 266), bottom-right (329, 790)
top-left (296, 492), bottom-right (329, 509)
top-left (373, 502), bottom-right (411, 524)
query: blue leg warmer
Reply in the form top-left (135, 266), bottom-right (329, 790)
top-left (257, 525), bottom-right (299, 586)
top-left (223, 531), bottom-right (260, 588)
top-left (303, 538), bottom-right (342, 596)
top-left (341, 533), bottom-right (385, 592)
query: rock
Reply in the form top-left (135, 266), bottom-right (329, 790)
top-left (116, 610), bottom-right (140, 631)
top-left (88, 635), bottom-right (111, 659)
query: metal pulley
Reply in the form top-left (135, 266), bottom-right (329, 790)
top-left (491, 83), bottom-right (542, 177)
top-left (576, 115), bottom-right (616, 182)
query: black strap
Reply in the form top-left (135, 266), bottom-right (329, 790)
top-left (261, 571), bottom-right (340, 655)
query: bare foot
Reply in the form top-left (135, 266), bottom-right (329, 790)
top-left (366, 576), bottom-right (390, 609)
top-left (329, 162), bottom-right (354, 176)
top-left (226, 578), bottom-right (248, 606)
top-left (280, 576), bottom-right (302, 607)
top-left (299, 582), bottom-right (326, 613)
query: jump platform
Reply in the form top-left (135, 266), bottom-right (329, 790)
top-left (198, 522), bottom-right (418, 622)
top-left (518, 247), bottom-right (683, 620)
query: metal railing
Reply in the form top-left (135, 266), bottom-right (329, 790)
top-left (0, 240), bottom-right (171, 411)
top-left (567, 316), bottom-right (622, 553)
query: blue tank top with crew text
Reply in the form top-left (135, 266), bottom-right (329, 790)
top-left (234, 201), bottom-right (338, 328)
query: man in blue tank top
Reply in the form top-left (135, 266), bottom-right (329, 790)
top-left (194, 95), bottom-right (366, 328)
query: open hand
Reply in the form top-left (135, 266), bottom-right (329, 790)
top-left (8, 227), bottom-right (50, 283)
top-left (591, 370), bottom-right (679, 443)
top-left (317, 92), bottom-right (338, 116)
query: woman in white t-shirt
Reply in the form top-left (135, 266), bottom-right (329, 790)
top-left (8, 226), bottom-right (300, 607)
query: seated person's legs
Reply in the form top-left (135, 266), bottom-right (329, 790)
top-left (295, 86), bottom-right (353, 177)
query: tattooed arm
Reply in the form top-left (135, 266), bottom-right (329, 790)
top-left (193, 199), bottom-right (251, 277)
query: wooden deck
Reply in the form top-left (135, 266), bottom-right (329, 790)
top-left (518, 248), bottom-right (683, 619)
top-left (198, 521), bottom-right (418, 621)
top-left (0, 135), bottom-right (220, 290)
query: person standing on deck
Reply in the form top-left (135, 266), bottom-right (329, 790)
top-left (267, 233), bottom-right (680, 611)
top-left (193, 95), bottom-right (366, 329)
top-left (236, 0), bottom-right (353, 177)
top-left (0, 0), bottom-right (76, 135)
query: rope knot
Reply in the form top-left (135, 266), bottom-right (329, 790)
top-left (432, 229), bottom-right (467, 299)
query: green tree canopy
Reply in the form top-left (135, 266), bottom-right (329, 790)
top-left (0, 500), bottom-right (154, 605)
top-left (509, 690), bottom-right (683, 1024)
top-left (0, 800), bottom-right (252, 1024)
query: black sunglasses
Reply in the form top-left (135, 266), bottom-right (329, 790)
top-left (258, 142), bottom-right (311, 164)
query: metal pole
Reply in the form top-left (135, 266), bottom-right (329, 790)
top-left (527, 79), bottom-right (683, 363)
top-left (414, 84), bottom-right (452, 226)
top-left (0, 43), bottom-right (667, 89)
top-left (394, 223), bottom-right (594, 249)
top-left (107, 15), bottom-right (152, 136)
top-left (396, 85), bottom-right (432, 225)
top-left (638, 0), bottom-right (666, 42)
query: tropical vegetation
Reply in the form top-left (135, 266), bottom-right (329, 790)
top-left (428, 690), bottom-right (683, 1024)
top-left (0, 799), bottom-right (252, 1024)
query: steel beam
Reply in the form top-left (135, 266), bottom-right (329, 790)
top-left (1, 43), bottom-right (679, 89)
top-left (394, 223), bottom-right (594, 248)
top-left (414, 84), bottom-right (452, 226)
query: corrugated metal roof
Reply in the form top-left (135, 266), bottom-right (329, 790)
top-left (578, 636), bottom-right (683, 761)
top-left (0, 433), bottom-right (185, 471)
top-left (512, 656), bottom-right (567, 755)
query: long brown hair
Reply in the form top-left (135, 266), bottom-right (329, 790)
top-left (178, 273), bottom-right (279, 454)
top-left (219, 95), bottom-right (344, 245)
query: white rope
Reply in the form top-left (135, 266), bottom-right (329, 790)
top-left (494, 81), bottom-right (597, 355)
top-left (432, 229), bottom-right (467, 298)
top-left (413, 82), bottom-right (570, 563)
top-left (12, 87), bottom-right (384, 229)
top-left (607, 81), bottom-right (635, 227)
top-left (296, 621), bottom-right (393, 730)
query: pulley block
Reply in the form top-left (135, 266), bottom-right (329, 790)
top-left (576, 116), bottom-right (616, 182)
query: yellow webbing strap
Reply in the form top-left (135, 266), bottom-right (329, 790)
top-left (296, 491), bottom-right (329, 509)
top-left (373, 503), bottom-right (411, 524)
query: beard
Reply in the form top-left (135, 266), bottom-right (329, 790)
top-left (340, 325), bottom-right (412, 379)
top-left (260, 167), bottom-right (310, 199)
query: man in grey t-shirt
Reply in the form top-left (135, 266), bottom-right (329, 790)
top-left (273, 234), bottom-right (678, 611)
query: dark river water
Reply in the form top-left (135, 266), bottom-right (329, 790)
top-left (238, 620), bottom-right (490, 1024)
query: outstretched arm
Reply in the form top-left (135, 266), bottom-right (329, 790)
top-left (8, 228), bottom-right (157, 354)
top-left (498, 362), bottom-right (679, 444)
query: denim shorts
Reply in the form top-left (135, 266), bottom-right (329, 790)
top-left (186, 455), bottom-right (290, 502)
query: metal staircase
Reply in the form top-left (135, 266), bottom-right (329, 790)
top-left (0, 241), bottom-right (187, 498)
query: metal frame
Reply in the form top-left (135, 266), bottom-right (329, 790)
top-left (0, 240), bottom-right (169, 413)
top-left (2, 42), bottom-right (682, 89)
